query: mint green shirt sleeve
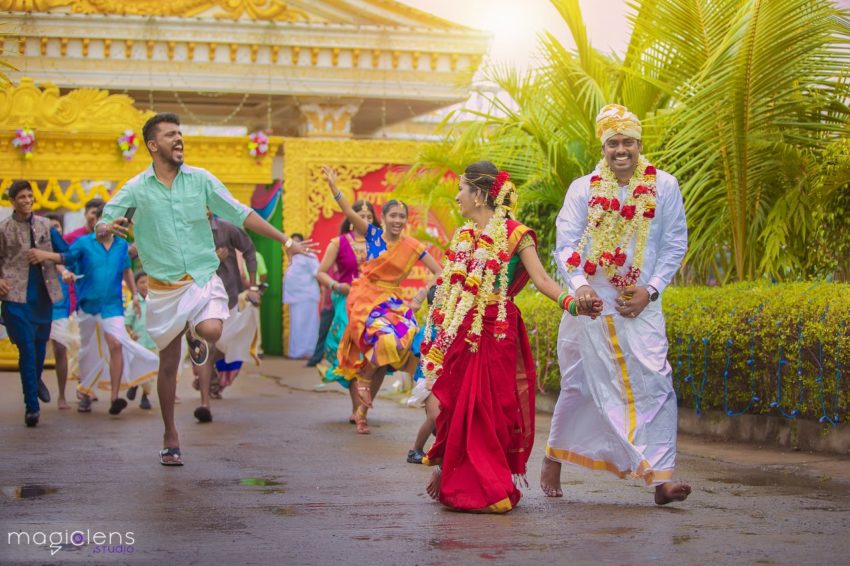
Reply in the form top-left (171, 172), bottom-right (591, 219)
top-left (99, 183), bottom-right (137, 227)
top-left (201, 170), bottom-right (251, 227)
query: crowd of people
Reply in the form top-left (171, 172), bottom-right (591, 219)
top-left (1, 104), bottom-right (691, 511)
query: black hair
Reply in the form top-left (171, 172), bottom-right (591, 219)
top-left (84, 197), bottom-right (104, 212)
top-left (426, 285), bottom-right (437, 306)
top-left (340, 199), bottom-right (381, 234)
top-left (462, 160), bottom-right (500, 209)
top-left (94, 204), bottom-right (105, 220)
top-left (381, 199), bottom-right (408, 219)
top-left (8, 180), bottom-right (32, 200)
top-left (142, 112), bottom-right (181, 144)
top-left (134, 270), bottom-right (147, 283)
top-left (291, 233), bottom-right (304, 242)
top-left (45, 213), bottom-right (64, 230)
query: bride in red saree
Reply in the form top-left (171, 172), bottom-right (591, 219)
top-left (420, 161), bottom-right (601, 513)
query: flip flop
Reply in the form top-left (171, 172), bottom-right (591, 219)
top-left (108, 398), bottom-right (128, 415)
top-left (194, 406), bottom-right (213, 423)
top-left (159, 447), bottom-right (183, 466)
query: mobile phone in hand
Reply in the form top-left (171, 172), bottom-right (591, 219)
top-left (124, 207), bottom-right (136, 223)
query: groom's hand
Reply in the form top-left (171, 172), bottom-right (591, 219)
top-left (575, 285), bottom-right (602, 319)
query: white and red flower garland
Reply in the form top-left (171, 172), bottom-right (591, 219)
top-left (248, 130), bottom-right (269, 163)
top-left (563, 156), bottom-right (657, 289)
top-left (117, 129), bottom-right (139, 160)
top-left (12, 128), bottom-right (36, 159)
top-left (419, 172), bottom-right (515, 381)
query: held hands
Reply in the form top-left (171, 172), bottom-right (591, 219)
top-left (61, 270), bottom-right (76, 284)
top-left (26, 248), bottom-right (54, 264)
top-left (615, 285), bottom-right (650, 319)
top-left (573, 285), bottom-right (604, 319)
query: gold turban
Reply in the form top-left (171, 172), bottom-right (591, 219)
top-left (595, 103), bottom-right (642, 144)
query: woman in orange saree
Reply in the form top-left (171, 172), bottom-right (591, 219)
top-left (420, 161), bottom-right (601, 513)
top-left (322, 166), bottom-right (442, 434)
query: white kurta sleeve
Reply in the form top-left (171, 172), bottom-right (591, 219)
top-left (553, 176), bottom-right (591, 291)
top-left (647, 173), bottom-right (688, 294)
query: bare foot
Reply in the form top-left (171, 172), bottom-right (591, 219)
top-left (540, 456), bottom-right (563, 497)
top-left (426, 469), bottom-right (441, 501)
top-left (354, 412), bottom-right (370, 434)
top-left (57, 399), bottom-right (71, 410)
top-left (654, 482), bottom-right (691, 505)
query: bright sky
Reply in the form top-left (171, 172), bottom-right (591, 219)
top-left (398, 0), bottom-right (631, 69)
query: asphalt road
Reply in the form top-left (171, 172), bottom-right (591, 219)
top-left (2, 358), bottom-right (849, 565)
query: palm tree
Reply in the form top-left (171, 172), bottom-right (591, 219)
top-left (396, 0), bottom-right (850, 283)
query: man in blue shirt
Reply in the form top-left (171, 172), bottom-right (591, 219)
top-left (34, 206), bottom-right (159, 415)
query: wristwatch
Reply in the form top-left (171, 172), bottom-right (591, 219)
top-left (646, 285), bottom-right (659, 302)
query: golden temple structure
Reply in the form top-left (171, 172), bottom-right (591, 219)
top-left (0, 0), bottom-right (488, 362)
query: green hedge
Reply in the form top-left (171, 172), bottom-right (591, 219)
top-left (516, 282), bottom-right (850, 424)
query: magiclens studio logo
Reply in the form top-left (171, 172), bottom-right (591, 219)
top-left (7, 528), bottom-right (136, 556)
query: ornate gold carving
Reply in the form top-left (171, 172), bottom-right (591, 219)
top-left (124, 39), bottom-right (133, 59)
top-left (59, 37), bottom-right (67, 57)
top-left (82, 38), bottom-right (90, 58)
top-left (411, 51), bottom-right (420, 70)
top-left (229, 43), bottom-right (238, 63)
top-left (187, 42), bottom-right (196, 61)
top-left (391, 50), bottom-right (400, 70)
top-left (270, 45), bottom-right (280, 64)
top-left (298, 102), bottom-right (361, 139)
top-left (282, 138), bottom-right (426, 236)
top-left (352, 48), bottom-right (360, 67)
top-left (250, 44), bottom-right (259, 63)
top-left (103, 38), bottom-right (112, 58)
top-left (290, 46), bottom-right (300, 65)
top-left (145, 40), bottom-right (154, 60)
top-left (0, 0), bottom-right (309, 22)
top-left (310, 47), bottom-right (319, 66)
top-left (208, 42), bottom-right (217, 61)
top-left (18, 36), bottom-right (26, 56)
top-left (331, 48), bottom-right (340, 67)
top-left (0, 78), bottom-right (151, 132)
top-left (371, 49), bottom-right (380, 68)
top-left (167, 41), bottom-right (176, 61)
top-left (40, 37), bottom-right (48, 57)
top-left (430, 52), bottom-right (438, 71)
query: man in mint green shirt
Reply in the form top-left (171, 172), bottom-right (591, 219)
top-left (99, 112), bottom-right (313, 466)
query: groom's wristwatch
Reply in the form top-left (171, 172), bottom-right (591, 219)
top-left (646, 285), bottom-right (659, 302)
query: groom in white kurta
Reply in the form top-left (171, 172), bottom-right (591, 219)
top-left (542, 104), bottom-right (692, 505)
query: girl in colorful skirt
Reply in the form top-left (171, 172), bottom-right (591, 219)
top-left (420, 161), bottom-right (601, 513)
top-left (322, 166), bottom-right (442, 434)
top-left (316, 199), bottom-right (380, 423)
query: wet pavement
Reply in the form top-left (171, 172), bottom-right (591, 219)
top-left (2, 358), bottom-right (850, 564)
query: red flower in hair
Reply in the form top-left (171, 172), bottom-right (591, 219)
top-left (567, 251), bottom-right (581, 268)
top-left (584, 260), bottom-right (597, 276)
top-left (489, 170), bottom-right (510, 200)
top-left (621, 205), bottom-right (636, 220)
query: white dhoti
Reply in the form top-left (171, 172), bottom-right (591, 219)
top-left (146, 275), bottom-right (230, 350)
top-left (216, 296), bottom-right (260, 367)
top-left (546, 302), bottom-right (677, 485)
top-left (283, 253), bottom-right (320, 359)
top-left (76, 313), bottom-right (159, 396)
top-left (50, 314), bottom-right (81, 380)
